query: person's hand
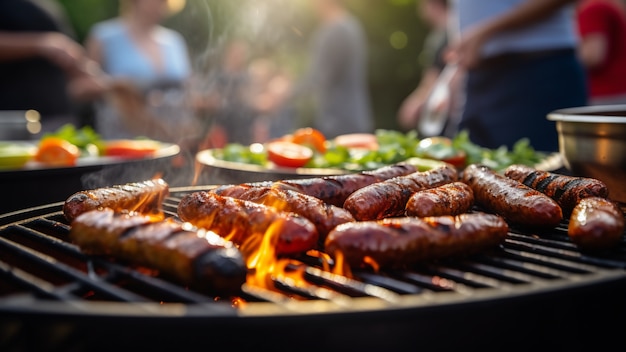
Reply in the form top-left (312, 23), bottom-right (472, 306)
top-left (36, 32), bottom-right (87, 74)
top-left (446, 24), bottom-right (490, 69)
top-left (397, 93), bottom-right (425, 130)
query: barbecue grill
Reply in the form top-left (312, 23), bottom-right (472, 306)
top-left (1, 185), bottom-right (625, 351)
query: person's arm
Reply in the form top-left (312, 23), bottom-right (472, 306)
top-left (450, 0), bottom-right (580, 68)
top-left (397, 67), bottom-right (440, 130)
top-left (578, 33), bottom-right (608, 68)
top-left (0, 31), bottom-right (86, 73)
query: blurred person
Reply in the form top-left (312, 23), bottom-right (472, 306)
top-left (0, 0), bottom-right (106, 135)
top-left (198, 38), bottom-right (256, 147)
top-left (397, 0), bottom-right (464, 138)
top-left (85, 0), bottom-right (197, 146)
top-left (447, 0), bottom-right (588, 152)
top-left (290, 0), bottom-right (374, 140)
top-left (246, 58), bottom-right (295, 143)
top-left (576, 0), bottom-right (626, 105)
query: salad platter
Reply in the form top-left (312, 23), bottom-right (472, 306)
top-left (196, 129), bottom-right (562, 185)
top-left (0, 125), bottom-right (180, 214)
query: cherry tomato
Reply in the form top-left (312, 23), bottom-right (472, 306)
top-left (266, 141), bottom-right (313, 168)
top-left (34, 137), bottom-right (80, 166)
top-left (104, 140), bottom-right (161, 159)
top-left (417, 136), bottom-right (466, 168)
top-left (333, 133), bottom-right (379, 150)
top-left (290, 127), bottom-right (327, 153)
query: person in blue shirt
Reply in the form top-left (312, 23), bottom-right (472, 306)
top-left (85, 0), bottom-right (196, 144)
top-left (448, 0), bottom-right (588, 152)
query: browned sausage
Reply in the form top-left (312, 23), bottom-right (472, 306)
top-left (504, 164), bottom-right (609, 215)
top-left (324, 212), bottom-right (509, 269)
top-left (211, 162), bottom-right (415, 208)
top-left (568, 197), bottom-right (625, 251)
top-left (177, 191), bottom-right (319, 256)
top-left (69, 208), bottom-right (247, 294)
top-left (343, 164), bottom-right (458, 221)
top-left (405, 181), bottom-right (474, 217)
top-left (462, 164), bottom-right (563, 228)
top-left (231, 186), bottom-right (355, 243)
top-left (63, 178), bottom-right (169, 223)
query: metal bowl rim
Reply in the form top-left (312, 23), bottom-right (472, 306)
top-left (548, 105), bottom-right (626, 123)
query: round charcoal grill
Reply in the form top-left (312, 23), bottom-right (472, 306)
top-left (1, 186), bottom-right (626, 351)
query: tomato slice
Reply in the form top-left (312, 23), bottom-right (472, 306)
top-left (104, 140), bottom-right (161, 159)
top-left (333, 133), bottom-right (379, 150)
top-left (290, 127), bottom-right (327, 153)
top-left (266, 141), bottom-right (313, 168)
top-left (34, 137), bottom-right (80, 166)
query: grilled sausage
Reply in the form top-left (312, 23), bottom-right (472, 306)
top-left (63, 178), bottom-right (169, 223)
top-left (343, 164), bottom-right (458, 221)
top-left (405, 181), bottom-right (474, 217)
top-left (462, 164), bottom-right (563, 228)
top-left (69, 208), bottom-right (247, 294)
top-left (231, 186), bottom-right (355, 243)
top-left (568, 197), bottom-right (625, 251)
top-left (504, 164), bottom-right (609, 215)
top-left (177, 191), bottom-right (319, 256)
top-left (324, 212), bottom-right (509, 268)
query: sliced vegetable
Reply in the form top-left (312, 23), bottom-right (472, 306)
top-left (35, 137), bottom-right (80, 166)
top-left (104, 139), bottom-right (161, 159)
top-left (416, 136), bottom-right (467, 168)
top-left (290, 127), bottom-right (328, 153)
top-left (266, 141), bottom-right (313, 168)
top-left (333, 133), bottom-right (379, 150)
top-left (0, 142), bottom-right (37, 169)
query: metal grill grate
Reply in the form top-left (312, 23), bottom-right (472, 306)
top-left (1, 186), bottom-right (626, 350)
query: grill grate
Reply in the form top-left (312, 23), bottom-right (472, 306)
top-left (2, 186), bottom-right (626, 350)
top-left (1, 186), bottom-right (625, 314)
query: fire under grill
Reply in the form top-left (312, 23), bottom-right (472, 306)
top-left (1, 185), bottom-right (626, 351)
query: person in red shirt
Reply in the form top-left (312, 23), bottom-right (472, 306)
top-left (577, 0), bottom-right (626, 105)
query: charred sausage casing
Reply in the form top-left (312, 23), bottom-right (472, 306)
top-left (568, 197), bottom-right (625, 251)
top-left (405, 181), bottom-right (474, 217)
top-left (343, 164), bottom-right (458, 221)
top-left (177, 191), bottom-right (319, 256)
top-left (63, 178), bottom-right (169, 223)
top-left (69, 208), bottom-right (247, 294)
top-left (504, 164), bottom-right (609, 215)
top-left (272, 162), bottom-right (418, 207)
top-left (462, 164), bottom-right (563, 228)
top-left (324, 212), bottom-right (509, 268)
top-left (230, 186), bottom-right (355, 243)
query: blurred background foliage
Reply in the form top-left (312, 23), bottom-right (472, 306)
top-left (57, 0), bottom-right (430, 132)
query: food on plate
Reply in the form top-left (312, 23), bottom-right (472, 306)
top-left (415, 136), bottom-right (466, 168)
top-left (210, 128), bottom-right (548, 172)
top-left (325, 212), bottom-right (509, 268)
top-left (290, 127), bottom-right (328, 153)
top-left (343, 164), bottom-right (458, 221)
top-left (0, 142), bottom-right (37, 169)
top-left (63, 178), bottom-right (169, 223)
top-left (462, 164), bottom-right (563, 228)
top-left (333, 133), bottom-right (379, 150)
top-left (177, 191), bottom-right (319, 256)
top-left (266, 140), bottom-right (314, 168)
top-left (504, 164), bottom-right (609, 216)
top-left (568, 197), bottom-right (625, 252)
top-left (405, 181), bottom-right (474, 218)
top-left (69, 208), bottom-right (247, 294)
top-left (34, 137), bottom-right (81, 167)
top-left (220, 186), bottom-right (355, 242)
top-left (103, 139), bottom-right (162, 158)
